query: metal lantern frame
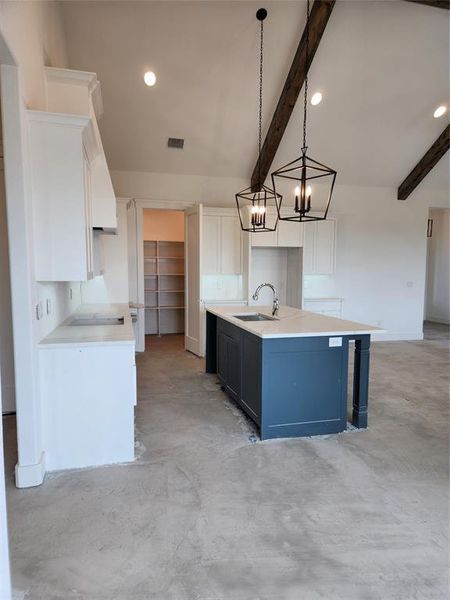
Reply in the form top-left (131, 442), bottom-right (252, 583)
top-left (235, 7), bottom-right (280, 234)
top-left (271, 0), bottom-right (337, 223)
top-left (236, 184), bottom-right (281, 233)
top-left (272, 149), bottom-right (337, 223)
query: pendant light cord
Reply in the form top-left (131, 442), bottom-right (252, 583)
top-left (302, 0), bottom-right (310, 152)
top-left (258, 16), bottom-right (264, 188)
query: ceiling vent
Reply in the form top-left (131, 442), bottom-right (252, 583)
top-left (168, 137), bottom-right (184, 149)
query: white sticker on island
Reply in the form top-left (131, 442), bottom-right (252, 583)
top-left (329, 337), bottom-right (342, 347)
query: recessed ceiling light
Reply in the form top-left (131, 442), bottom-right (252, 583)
top-left (144, 71), bottom-right (157, 87)
top-left (311, 92), bottom-right (322, 106)
top-left (433, 105), bottom-right (447, 118)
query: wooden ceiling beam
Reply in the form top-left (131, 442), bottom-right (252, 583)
top-left (250, 0), bottom-right (336, 192)
top-left (404, 0), bottom-right (450, 10)
top-left (397, 125), bottom-right (450, 200)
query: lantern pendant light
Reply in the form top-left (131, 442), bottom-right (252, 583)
top-left (271, 0), bottom-right (336, 223)
top-left (235, 8), bottom-right (281, 233)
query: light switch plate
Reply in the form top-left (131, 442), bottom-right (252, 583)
top-left (329, 336), bottom-right (342, 347)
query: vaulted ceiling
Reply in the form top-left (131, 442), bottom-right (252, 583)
top-left (61, 0), bottom-right (450, 189)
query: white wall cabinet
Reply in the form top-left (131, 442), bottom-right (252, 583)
top-left (303, 219), bottom-right (336, 275)
top-left (250, 210), bottom-right (336, 274)
top-left (28, 111), bottom-right (99, 282)
top-left (251, 208), bottom-right (304, 248)
top-left (45, 67), bottom-right (117, 230)
top-left (202, 209), bottom-right (242, 275)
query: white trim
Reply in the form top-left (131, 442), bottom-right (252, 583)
top-left (15, 452), bottom-right (46, 488)
top-left (26, 109), bottom-right (90, 128)
top-left (203, 206), bottom-right (237, 216)
top-left (44, 67), bottom-right (98, 93)
top-left (135, 198), bottom-right (193, 210)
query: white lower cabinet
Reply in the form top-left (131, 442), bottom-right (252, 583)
top-left (303, 298), bottom-right (343, 319)
top-left (39, 343), bottom-right (136, 471)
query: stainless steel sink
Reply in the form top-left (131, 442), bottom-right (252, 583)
top-left (233, 313), bottom-right (278, 322)
top-left (69, 316), bottom-right (124, 326)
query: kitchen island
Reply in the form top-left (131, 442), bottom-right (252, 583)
top-left (205, 305), bottom-right (380, 440)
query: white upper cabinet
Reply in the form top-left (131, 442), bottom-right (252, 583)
top-left (277, 220), bottom-right (304, 247)
top-left (303, 219), bottom-right (336, 275)
top-left (202, 215), bottom-right (221, 274)
top-left (45, 67), bottom-right (117, 230)
top-left (28, 111), bottom-right (98, 282)
top-left (202, 209), bottom-right (242, 275)
top-left (250, 208), bottom-right (305, 248)
top-left (220, 216), bottom-right (242, 274)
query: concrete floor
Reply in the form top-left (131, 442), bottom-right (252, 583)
top-left (3, 327), bottom-right (449, 600)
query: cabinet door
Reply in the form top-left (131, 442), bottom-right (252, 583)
top-left (226, 336), bottom-right (241, 400)
top-left (217, 330), bottom-right (228, 384)
top-left (251, 229), bottom-right (277, 247)
top-left (83, 155), bottom-right (94, 280)
top-left (315, 220), bottom-right (335, 274)
top-left (277, 220), bottom-right (304, 247)
top-left (220, 216), bottom-right (242, 274)
top-left (202, 215), bottom-right (220, 274)
top-left (303, 222), bottom-right (316, 275)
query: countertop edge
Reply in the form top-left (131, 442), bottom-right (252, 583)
top-left (206, 306), bottom-right (383, 339)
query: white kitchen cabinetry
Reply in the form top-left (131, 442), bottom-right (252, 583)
top-left (278, 220), bottom-right (304, 247)
top-left (303, 297), bottom-right (343, 319)
top-left (45, 67), bottom-right (117, 230)
top-left (303, 219), bottom-right (336, 275)
top-left (39, 342), bottom-right (135, 471)
top-left (202, 208), bottom-right (242, 275)
top-left (250, 208), bottom-right (304, 248)
top-left (28, 110), bottom-right (99, 282)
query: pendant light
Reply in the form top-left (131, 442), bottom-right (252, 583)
top-left (235, 8), bottom-right (281, 233)
top-left (271, 0), bottom-right (336, 223)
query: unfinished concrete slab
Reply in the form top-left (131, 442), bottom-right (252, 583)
top-left (3, 332), bottom-right (449, 600)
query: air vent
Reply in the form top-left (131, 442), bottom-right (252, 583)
top-left (168, 137), bottom-right (184, 149)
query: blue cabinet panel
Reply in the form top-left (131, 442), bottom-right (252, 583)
top-left (206, 312), bottom-right (369, 440)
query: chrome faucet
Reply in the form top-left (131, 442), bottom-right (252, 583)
top-left (252, 283), bottom-right (279, 317)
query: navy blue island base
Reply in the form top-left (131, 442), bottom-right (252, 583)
top-left (205, 311), bottom-right (371, 440)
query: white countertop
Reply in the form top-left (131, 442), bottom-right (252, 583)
top-left (206, 305), bottom-right (382, 339)
top-left (39, 303), bottom-right (135, 348)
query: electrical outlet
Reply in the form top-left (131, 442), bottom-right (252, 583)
top-left (376, 320), bottom-right (382, 327)
top-left (46, 298), bottom-right (52, 315)
top-left (406, 281), bottom-right (414, 288)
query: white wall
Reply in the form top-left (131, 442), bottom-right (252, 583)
top-left (81, 200), bottom-right (129, 304)
top-left (425, 208), bottom-right (450, 324)
top-left (0, 1), bottom-right (77, 486)
top-left (112, 169), bottom-right (450, 341)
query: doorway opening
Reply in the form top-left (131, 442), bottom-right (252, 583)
top-left (424, 208), bottom-right (450, 341)
top-left (143, 209), bottom-right (185, 342)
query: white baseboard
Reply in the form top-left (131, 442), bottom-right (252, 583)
top-left (15, 452), bottom-right (46, 488)
top-left (372, 331), bottom-right (424, 342)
